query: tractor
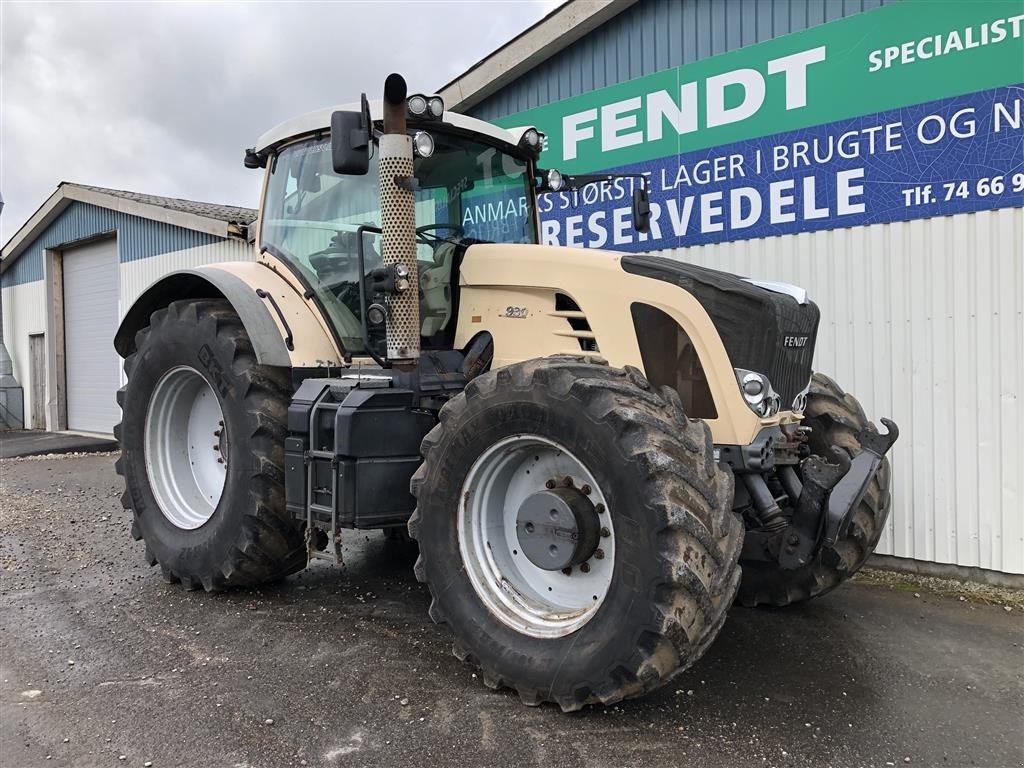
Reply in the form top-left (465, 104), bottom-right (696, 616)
top-left (113, 74), bottom-right (898, 711)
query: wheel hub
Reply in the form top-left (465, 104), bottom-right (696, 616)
top-left (458, 434), bottom-right (616, 639)
top-left (516, 486), bottom-right (600, 570)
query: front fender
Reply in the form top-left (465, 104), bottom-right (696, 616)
top-left (115, 263), bottom-right (344, 368)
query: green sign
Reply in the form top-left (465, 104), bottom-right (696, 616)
top-left (498, 0), bottom-right (1024, 174)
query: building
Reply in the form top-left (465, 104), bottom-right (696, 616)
top-left (441, 0), bottom-right (1024, 579)
top-left (0, 183), bottom-right (255, 435)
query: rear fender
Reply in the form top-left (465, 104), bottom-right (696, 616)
top-left (114, 263), bottom-right (344, 368)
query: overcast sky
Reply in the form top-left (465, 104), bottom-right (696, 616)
top-left (0, 0), bottom-right (561, 243)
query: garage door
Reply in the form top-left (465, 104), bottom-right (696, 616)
top-left (63, 238), bottom-right (121, 434)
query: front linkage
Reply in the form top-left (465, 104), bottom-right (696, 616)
top-left (730, 412), bottom-right (899, 576)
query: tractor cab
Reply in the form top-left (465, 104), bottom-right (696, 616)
top-left (246, 99), bottom-right (544, 361)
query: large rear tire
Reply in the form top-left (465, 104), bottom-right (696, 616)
top-left (115, 299), bottom-right (306, 591)
top-left (737, 373), bottom-right (892, 607)
top-left (408, 357), bottom-right (743, 711)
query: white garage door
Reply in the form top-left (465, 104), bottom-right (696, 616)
top-left (63, 238), bottom-right (121, 434)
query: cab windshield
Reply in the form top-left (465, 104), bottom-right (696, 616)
top-left (261, 131), bottom-right (537, 354)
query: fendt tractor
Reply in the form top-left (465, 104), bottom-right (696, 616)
top-left (113, 74), bottom-right (898, 711)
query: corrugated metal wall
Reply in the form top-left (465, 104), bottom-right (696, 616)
top-left (471, 0), bottom-right (893, 122)
top-left (676, 208), bottom-right (1023, 574)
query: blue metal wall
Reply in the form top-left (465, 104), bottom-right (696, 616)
top-left (469, 0), bottom-right (893, 122)
top-left (1, 201), bottom-right (223, 288)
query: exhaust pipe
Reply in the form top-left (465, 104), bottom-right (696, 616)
top-left (378, 73), bottom-right (420, 365)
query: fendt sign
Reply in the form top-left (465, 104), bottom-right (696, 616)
top-left (493, 0), bottom-right (1024, 252)
top-left (560, 46), bottom-right (826, 160)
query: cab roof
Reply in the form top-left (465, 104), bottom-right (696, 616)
top-left (254, 99), bottom-right (535, 155)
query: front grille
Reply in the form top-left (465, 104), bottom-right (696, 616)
top-left (752, 293), bottom-right (818, 404)
top-left (621, 255), bottom-right (819, 407)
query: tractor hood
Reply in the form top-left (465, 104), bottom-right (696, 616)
top-left (620, 253), bottom-right (819, 409)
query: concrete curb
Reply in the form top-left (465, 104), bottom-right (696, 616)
top-left (868, 553), bottom-right (1024, 590)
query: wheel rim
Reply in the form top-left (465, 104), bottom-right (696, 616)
top-left (144, 366), bottom-right (227, 530)
top-left (458, 434), bottom-right (615, 639)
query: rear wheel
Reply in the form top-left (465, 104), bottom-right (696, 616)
top-left (409, 357), bottom-right (743, 711)
top-left (115, 299), bottom-right (306, 591)
top-left (737, 373), bottom-right (892, 607)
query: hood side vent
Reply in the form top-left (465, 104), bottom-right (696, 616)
top-left (551, 293), bottom-right (598, 352)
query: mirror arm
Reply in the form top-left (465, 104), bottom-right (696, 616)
top-left (536, 170), bottom-right (651, 233)
top-left (562, 172), bottom-right (649, 192)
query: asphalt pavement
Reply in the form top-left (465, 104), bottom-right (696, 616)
top-left (1, 453), bottom-right (1022, 768)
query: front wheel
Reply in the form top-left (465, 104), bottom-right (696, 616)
top-left (115, 299), bottom-right (306, 591)
top-left (408, 357), bottom-right (743, 711)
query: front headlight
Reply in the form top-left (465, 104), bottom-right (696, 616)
top-left (412, 131), bottom-right (434, 158)
top-left (735, 368), bottom-right (781, 417)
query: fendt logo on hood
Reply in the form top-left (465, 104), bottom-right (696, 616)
top-left (783, 335), bottom-right (810, 349)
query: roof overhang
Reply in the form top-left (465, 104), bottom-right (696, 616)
top-left (1, 183), bottom-right (236, 272)
top-left (438, 0), bottom-right (638, 113)
top-left (254, 99), bottom-right (531, 156)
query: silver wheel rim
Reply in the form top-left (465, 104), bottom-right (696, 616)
top-left (458, 434), bottom-right (615, 639)
top-left (144, 366), bottom-right (227, 530)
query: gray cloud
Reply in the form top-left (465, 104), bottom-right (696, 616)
top-left (0, 0), bottom-right (560, 242)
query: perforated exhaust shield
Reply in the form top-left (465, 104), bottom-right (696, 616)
top-left (378, 133), bottom-right (420, 362)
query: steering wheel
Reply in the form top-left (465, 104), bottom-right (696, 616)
top-left (416, 224), bottom-right (465, 247)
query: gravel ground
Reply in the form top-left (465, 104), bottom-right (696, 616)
top-left (1, 453), bottom-right (1022, 768)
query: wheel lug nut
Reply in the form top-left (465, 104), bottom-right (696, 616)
top-left (580, 484), bottom-right (591, 495)
top-left (594, 549), bottom-right (604, 560)
top-left (600, 527), bottom-right (610, 538)
top-left (214, 429), bottom-right (221, 437)
top-left (562, 476), bottom-right (574, 488)
top-left (595, 503), bottom-right (605, 514)
top-left (561, 567), bottom-right (572, 576)
top-left (545, 479), bottom-right (556, 490)
top-left (579, 562), bottom-right (591, 573)
top-left (212, 445), bottom-right (219, 451)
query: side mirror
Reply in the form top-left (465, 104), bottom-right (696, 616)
top-left (330, 94), bottom-right (371, 175)
top-left (632, 187), bottom-right (651, 234)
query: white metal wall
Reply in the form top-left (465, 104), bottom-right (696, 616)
top-left (1, 280), bottom-right (47, 424)
top-left (669, 207), bottom-right (1024, 575)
